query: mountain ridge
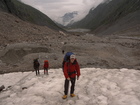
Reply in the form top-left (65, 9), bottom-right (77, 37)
top-left (61, 11), bottom-right (78, 26)
top-left (0, 0), bottom-right (62, 30)
top-left (68, 0), bottom-right (140, 35)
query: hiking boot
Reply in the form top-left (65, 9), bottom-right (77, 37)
top-left (70, 94), bottom-right (76, 97)
top-left (62, 95), bottom-right (67, 99)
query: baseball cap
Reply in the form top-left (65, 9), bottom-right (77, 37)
top-left (70, 54), bottom-right (76, 59)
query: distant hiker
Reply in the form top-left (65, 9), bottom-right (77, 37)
top-left (33, 58), bottom-right (40, 75)
top-left (43, 60), bottom-right (49, 75)
top-left (62, 50), bottom-right (65, 54)
top-left (0, 85), bottom-right (5, 92)
top-left (62, 54), bottom-right (81, 99)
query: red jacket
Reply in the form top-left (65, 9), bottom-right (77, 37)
top-left (44, 60), bottom-right (49, 68)
top-left (63, 61), bottom-right (80, 78)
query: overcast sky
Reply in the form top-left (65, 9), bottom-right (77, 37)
top-left (20, 0), bottom-right (105, 23)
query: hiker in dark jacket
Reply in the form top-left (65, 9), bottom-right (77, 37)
top-left (33, 58), bottom-right (40, 75)
top-left (62, 54), bottom-right (81, 99)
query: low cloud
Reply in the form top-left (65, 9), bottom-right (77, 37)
top-left (20, 0), bottom-right (105, 24)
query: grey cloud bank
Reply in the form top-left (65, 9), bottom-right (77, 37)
top-left (20, 0), bottom-right (105, 24)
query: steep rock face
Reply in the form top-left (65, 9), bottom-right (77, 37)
top-left (0, 0), bottom-right (9, 11)
top-left (0, 0), bottom-right (61, 30)
top-left (69, 0), bottom-right (140, 35)
top-left (94, 10), bottom-right (140, 35)
top-left (61, 11), bottom-right (78, 26)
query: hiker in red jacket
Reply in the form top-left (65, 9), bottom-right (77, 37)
top-left (62, 54), bottom-right (81, 99)
top-left (43, 60), bottom-right (49, 75)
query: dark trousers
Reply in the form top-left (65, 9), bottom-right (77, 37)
top-left (35, 68), bottom-right (40, 75)
top-left (64, 77), bottom-right (76, 95)
top-left (44, 68), bottom-right (48, 75)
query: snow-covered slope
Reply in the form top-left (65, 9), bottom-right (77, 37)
top-left (0, 68), bottom-right (140, 105)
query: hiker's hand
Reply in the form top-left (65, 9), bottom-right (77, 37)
top-left (77, 76), bottom-right (79, 80)
top-left (67, 77), bottom-right (70, 80)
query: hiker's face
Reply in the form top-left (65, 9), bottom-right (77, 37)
top-left (70, 58), bottom-right (75, 63)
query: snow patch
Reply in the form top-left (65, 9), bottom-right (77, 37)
top-left (0, 68), bottom-right (140, 105)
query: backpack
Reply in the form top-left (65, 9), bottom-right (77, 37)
top-left (64, 52), bottom-right (74, 62)
top-left (44, 60), bottom-right (48, 64)
top-left (33, 59), bottom-right (40, 68)
top-left (44, 60), bottom-right (49, 68)
top-left (62, 52), bottom-right (77, 71)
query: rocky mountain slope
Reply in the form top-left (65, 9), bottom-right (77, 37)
top-left (69, 0), bottom-right (140, 35)
top-left (60, 11), bottom-right (78, 26)
top-left (0, 0), bottom-right (61, 30)
top-left (0, 0), bottom-right (140, 74)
